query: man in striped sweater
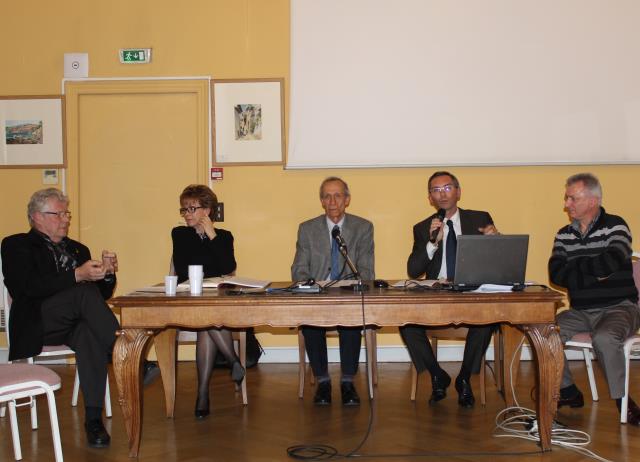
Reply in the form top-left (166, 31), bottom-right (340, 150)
top-left (549, 173), bottom-right (640, 425)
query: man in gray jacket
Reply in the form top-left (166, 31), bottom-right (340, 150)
top-left (292, 177), bottom-right (374, 406)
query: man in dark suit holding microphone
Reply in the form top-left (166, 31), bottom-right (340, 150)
top-left (401, 171), bottom-right (498, 407)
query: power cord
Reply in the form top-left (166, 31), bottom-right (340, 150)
top-left (287, 290), bottom-right (374, 460)
top-left (493, 337), bottom-right (613, 462)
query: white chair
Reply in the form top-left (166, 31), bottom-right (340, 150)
top-left (1, 286), bottom-right (111, 417)
top-left (564, 258), bottom-right (640, 423)
top-left (565, 333), bottom-right (640, 423)
top-left (0, 363), bottom-right (63, 461)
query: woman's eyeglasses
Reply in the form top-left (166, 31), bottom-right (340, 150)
top-left (179, 206), bottom-right (205, 216)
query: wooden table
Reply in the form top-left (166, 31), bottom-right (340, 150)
top-left (109, 284), bottom-right (564, 457)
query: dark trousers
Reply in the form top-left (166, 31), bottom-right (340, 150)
top-left (41, 284), bottom-right (120, 408)
top-left (302, 326), bottom-right (361, 379)
top-left (400, 324), bottom-right (496, 379)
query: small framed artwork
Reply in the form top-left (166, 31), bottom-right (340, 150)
top-left (0, 95), bottom-right (66, 168)
top-left (212, 78), bottom-right (284, 165)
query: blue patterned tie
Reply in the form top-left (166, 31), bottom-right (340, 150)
top-left (446, 220), bottom-right (457, 280)
top-left (330, 225), bottom-right (341, 280)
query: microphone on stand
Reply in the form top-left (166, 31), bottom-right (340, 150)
top-left (332, 226), bottom-right (347, 250)
top-left (331, 227), bottom-right (368, 291)
top-left (429, 208), bottom-right (446, 243)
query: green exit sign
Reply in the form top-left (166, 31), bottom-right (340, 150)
top-left (119, 48), bottom-right (152, 64)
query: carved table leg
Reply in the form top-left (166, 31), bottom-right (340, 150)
top-left (113, 328), bottom-right (154, 458)
top-left (524, 323), bottom-right (563, 451)
top-left (154, 328), bottom-right (177, 417)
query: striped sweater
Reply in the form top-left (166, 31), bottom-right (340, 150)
top-left (549, 207), bottom-right (638, 310)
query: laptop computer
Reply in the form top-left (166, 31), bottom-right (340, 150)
top-left (451, 234), bottom-right (529, 291)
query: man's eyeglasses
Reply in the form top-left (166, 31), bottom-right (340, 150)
top-left (179, 206), bottom-right (205, 216)
top-left (429, 184), bottom-right (456, 194)
top-left (42, 211), bottom-right (72, 219)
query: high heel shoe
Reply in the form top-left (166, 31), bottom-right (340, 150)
top-left (231, 361), bottom-right (246, 385)
top-left (194, 396), bottom-right (210, 419)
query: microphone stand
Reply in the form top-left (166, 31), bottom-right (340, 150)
top-left (337, 243), bottom-right (368, 292)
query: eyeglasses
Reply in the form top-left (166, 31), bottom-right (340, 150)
top-left (429, 184), bottom-right (456, 194)
top-left (179, 206), bottom-right (205, 216)
top-left (42, 211), bottom-right (72, 219)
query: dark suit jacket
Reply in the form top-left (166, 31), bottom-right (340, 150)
top-left (1, 229), bottom-right (116, 361)
top-left (407, 208), bottom-right (493, 279)
top-left (291, 213), bottom-right (375, 281)
top-left (171, 226), bottom-right (237, 283)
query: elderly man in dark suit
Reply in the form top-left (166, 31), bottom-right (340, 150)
top-left (1, 188), bottom-right (120, 448)
top-left (401, 171), bottom-right (499, 408)
top-left (292, 176), bottom-right (374, 406)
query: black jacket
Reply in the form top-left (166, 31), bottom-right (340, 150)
top-left (1, 229), bottom-right (116, 360)
top-left (171, 226), bottom-right (237, 283)
top-left (407, 208), bottom-right (494, 279)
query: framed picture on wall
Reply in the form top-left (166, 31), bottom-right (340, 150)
top-left (212, 78), bottom-right (285, 165)
top-left (0, 95), bottom-right (66, 168)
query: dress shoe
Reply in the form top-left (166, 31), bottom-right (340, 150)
top-left (194, 396), bottom-right (210, 419)
top-left (313, 381), bottom-right (332, 406)
top-left (429, 371), bottom-right (451, 404)
top-left (455, 377), bottom-right (475, 408)
top-left (231, 361), bottom-right (246, 385)
top-left (557, 389), bottom-right (584, 408)
top-left (143, 360), bottom-right (161, 387)
top-left (341, 382), bottom-right (361, 406)
top-left (85, 418), bottom-right (111, 448)
top-left (626, 400), bottom-right (640, 426)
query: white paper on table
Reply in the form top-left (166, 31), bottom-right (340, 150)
top-left (177, 275), bottom-right (271, 290)
top-left (135, 285), bottom-right (190, 293)
top-left (470, 284), bottom-right (516, 293)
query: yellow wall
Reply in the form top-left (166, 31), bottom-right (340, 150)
top-left (2, 1), bottom-right (639, 350)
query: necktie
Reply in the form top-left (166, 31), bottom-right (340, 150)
top-left (446, 220), bottom-right (457, 280)
top-left (330, 225), bottom-right (341, 280)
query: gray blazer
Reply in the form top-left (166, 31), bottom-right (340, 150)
top-left (291, 213), bottom-right (375, 281)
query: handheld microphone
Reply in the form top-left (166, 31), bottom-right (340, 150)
top-left (430, 208), bottom-right (446, 243)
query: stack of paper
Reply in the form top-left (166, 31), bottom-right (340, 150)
top-left (135, 276), bottom-right (270, 293)
top-left (178, 276), bottom-right (271, 290)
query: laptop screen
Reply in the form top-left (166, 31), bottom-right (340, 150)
top-left (453, 235), bottom-right (529, 288)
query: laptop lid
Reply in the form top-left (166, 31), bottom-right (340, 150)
top-left (453, 235), bottom-right (529, 288)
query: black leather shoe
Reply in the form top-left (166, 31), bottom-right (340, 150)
top-left (455, 377), bottom-right (475, 408)
top-left (143, 360), bottom-right (160, 387)
top-left (194, 396), bottom-right (210, 419)
top-left (85, 418), bottom-right (111, 448)
top-left (557, 389), bottom-right (584, 408)
top-left (341, 382), bottom-right (361, 406)
top-left (429, 371), bottom-right (451, 404)
top-left (313, 381), bottom-right (332, 406)
top-left (626, 400), bottom-right (640, 426)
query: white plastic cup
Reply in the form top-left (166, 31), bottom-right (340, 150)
top-left (165, 275), bottom-right (178, 296)
top-left (188, 265), bottom-right (204, 295)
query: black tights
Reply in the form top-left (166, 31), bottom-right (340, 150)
top-left (195, 328), bottom-right (239, 407)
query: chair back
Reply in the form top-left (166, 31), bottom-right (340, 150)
top-left (2, 286), bottom-right (11, 348)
